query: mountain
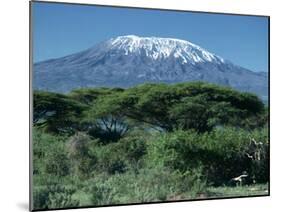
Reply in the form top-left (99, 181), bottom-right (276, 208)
top-left (33, 35), bottom-right (268, 100)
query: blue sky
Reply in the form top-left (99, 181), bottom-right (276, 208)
top-left (32, 2), bottom-right (269, 72)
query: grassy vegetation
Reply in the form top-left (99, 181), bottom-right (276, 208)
top-left (204, 184), bottom-right (269, 198)
top-left (32, 82), bottom-right (269, 210)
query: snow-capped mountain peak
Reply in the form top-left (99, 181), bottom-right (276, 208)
top-left (106, 35), bottom-right (224, 64)
top-left (33, 35), bottom-right (268, 101)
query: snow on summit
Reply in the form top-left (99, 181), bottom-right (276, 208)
top-left (107, 35), bottom-right (224, 64)
top-left (33, 34), bottom-right (268, 100)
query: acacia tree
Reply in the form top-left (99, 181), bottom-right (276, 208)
top-left (83, 90), bottom-right (132, 143)
top-left (38, 82), bottom-right (265, 139)
top-left (87, 82), bottom-right (265, 133)
top-left (69, 87), bottom-right (124, 105)
top-left (33, 91), bottom-right (87, 134)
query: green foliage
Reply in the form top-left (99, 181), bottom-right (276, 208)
top-left (44, 146), bottom-right (70, 176)
top-left (34, 82), bottom-right (265, 138)
top-left (146, 128), bottom-right (268, 185)
top-left (241, 107), bottom-right (269, 130)
top-left (66, 133), bottom-right (98, 177)
top-left (118, 131), bottom-right (147, 166)
top-left (88, 130), bottom-right (149, 174)
top-left (33, 129), bottom-right (68, 175)
top-left (91, 142), bottom-right (127, 174)
top-left (69, 87), bottom-right (120, 105)
top-left (33, 91), bottom-right (86, 134)
top-left (82, 82), bottom-right (265, 133)
top-left (205, 183), bottom-right (269, 197)
top-left (84, 167), bottom-right (206, 205)
top-left (87, 118), bottom-right (129, 144)
top-left (33, 185), bottom-right (79, 210)
top-left (32, 82), bottom-right (269, 209)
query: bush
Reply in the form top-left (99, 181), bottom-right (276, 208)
top-left (33, 129), bottom-right (70, 176)
top-left (33, 185), bottom-right (79, 210)
top-left (66, 133), bottom-right (98, 177)
top-left (32, 174), bottom-right (80, 209)
top-left (44, 146), bottom-right (70, 176)
top-left (203, 127), bottom-right (269, 185)
top-left (83, 167), bottom-right (206, 205)
top-left (91, 142), bottom-right (127, 174)
top-left (117, 131), bottom-right (148, 170)
top-left (146, 128), bottom-right (269, 186)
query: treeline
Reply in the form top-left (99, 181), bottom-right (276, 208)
top-left (34, 82), bottom-right (268, 136)
top-left (32, 82), bottom-right (269, 210)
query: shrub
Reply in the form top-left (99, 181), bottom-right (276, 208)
top-left (33, 185), bottom-right (79, 210)
top-left (146, 130), bottom-right (203, 171)
top-left (202, 127), bottom-right (269, 185)
top-left (85, 167), bottom-right (206, 205)
top-left (92, 143), bottom-right (127, 174)
top-left (66, 133), bottom-right (97, 177)
top-left (90, 130), bottom-right (149, 174)
top-left (146, 128), bottom-right (269, 186)
top-left (117, 131), bottom-right (148, 171)
top-left (44, 146), bottom-right (70, 176)
top-left (33, 129), bottom-right (70, 176)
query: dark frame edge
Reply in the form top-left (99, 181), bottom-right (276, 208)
top-left (267, 16), bottom-right (270, 197)
top-left (29, 1), bottom-right (34, 211)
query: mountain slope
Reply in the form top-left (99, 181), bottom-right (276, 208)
top-left (33, 35), bottom-right (268, 100)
